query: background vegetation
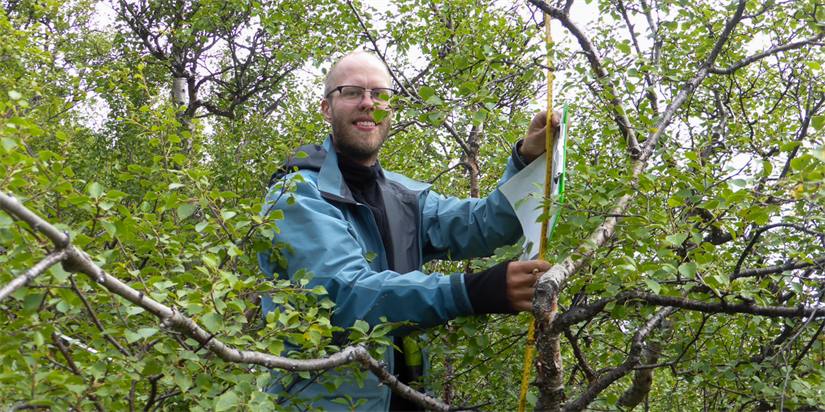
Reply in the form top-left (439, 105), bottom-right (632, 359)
top-left (1, 0), bottom-right (824, 411)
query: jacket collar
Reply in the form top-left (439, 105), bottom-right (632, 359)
top-left (317, 135), bottom-right (431, 201)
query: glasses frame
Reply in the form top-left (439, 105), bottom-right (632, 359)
top-left (325, 85), bottom-right (399, 106)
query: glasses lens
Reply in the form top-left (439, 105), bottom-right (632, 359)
top-left (372, 88), bottom-right (394, 104)
top-left (340, 86), bottom-right (365, 103)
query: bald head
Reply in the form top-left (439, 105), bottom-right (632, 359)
top-left (324, 52), bottom-right (392, 98)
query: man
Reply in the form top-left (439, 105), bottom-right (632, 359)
top-left (258, 51), bottom-right (558, 411)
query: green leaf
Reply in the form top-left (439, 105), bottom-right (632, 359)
top-left (644, 279), bottom-right (661, 294)
top-left (177, 203), bottom-right (197, 220)
top-left (811, 146), bottom-right (825, 163)
top-left (472, 110), bottom-right (487, 126)
top-left (87, 182), bottom-right (105, 199)
top-left (667, 197), bottom-right (684, 207)
top-left (142, 358), bottom-right (162, 375)
top-left (780, 141), bottom-right (802, 152)
top-left (372, 109), bottom-right (390, 124)
top-left (216, 391), bottom-right (239, 410)
top-left (174, 367), bottom-right (192, 392)
top-left (125, 330), bottom-right (142, 343)
top-left (101, 220), bottom-right (117, 236)
top-left (8, 90), bottom-right (23, 100)
top-left (678, 262), bottom-right (697, 279)
top-left (617, 43), bottom-right (631, 54)
top-left (138, 327), bottom-right (159, 339)
top-left (664, 233), bottom-right (688, 246)
top-left (107, 190), bottom-right (129, 200)
top-left (812, 116), bottom-right (825, 131)
top-left (352, 319), bottom-right (369, 334)
top-left (419, 86), bottom-right (435, 101)
top-left (1, 138), bottom-right (18, 152)
top-left (202, 312), bottom-right (223, 332)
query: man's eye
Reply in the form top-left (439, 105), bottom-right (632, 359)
top-left (344, 90), bottom-right (362, 98)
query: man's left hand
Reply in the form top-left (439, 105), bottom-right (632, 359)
top-left (519, 110), bottom-right (561, 164)
top-left (506, 260), bottom-right (552, 312)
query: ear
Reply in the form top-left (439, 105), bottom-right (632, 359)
top-left (321, 98), bottom-right (332, 123)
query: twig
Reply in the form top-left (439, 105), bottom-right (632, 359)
top-left (69, 275), bottom-right (133, 357)
top-left (0, 249), bottom-right (68, 302)
top-left (50, 331), bottom-right (106, 412)
top-left (733, 223), bottom-right (825, 275)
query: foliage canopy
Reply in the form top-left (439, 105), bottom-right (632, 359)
top-left (1, 0), bottom-right (824, 411)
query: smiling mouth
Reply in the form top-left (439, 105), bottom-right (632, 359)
top-left (354, 121), bottom-right (376, 126)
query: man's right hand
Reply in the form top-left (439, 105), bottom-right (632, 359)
top-left (519, 110), bottom-right (561, 164)
top-left (506, 260), bottom-right (552, 312)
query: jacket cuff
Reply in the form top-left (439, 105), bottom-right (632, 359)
top-left (463, 261), bottom-right (518, 315)
top-left (512, 140), bottom-right (529, 171)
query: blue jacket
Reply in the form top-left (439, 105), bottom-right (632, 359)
top-left (258, 136), bottom-right (526, 411)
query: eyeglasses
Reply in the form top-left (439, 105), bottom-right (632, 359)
top-left (325, 85), bottom-right (398, 105)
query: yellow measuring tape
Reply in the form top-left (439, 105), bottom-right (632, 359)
top-left (517, 13), bottom-right (554, 412)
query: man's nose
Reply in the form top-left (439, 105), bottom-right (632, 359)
top-left (358, 92), bottom-right (376, 110)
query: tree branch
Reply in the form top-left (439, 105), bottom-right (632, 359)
top-left (69, 275), bottom-right (133, 357)
top-left (7, 404), bottom-right (50, 412)
top-left (563, 327), bottom-right (597, 385)
top-left (731, 256), bottom-right (825, 281)
top-left (733, 223), bottom-right (825, 275)
top-left (554, 291), bottom-right (825, 329)
top-left (561, 306), bottom-right (676, 412)
top-left (708, 34), bottom-right (825, 75)
top-left (0, 190), bottom-right (454, 412)
top-left (51, 331), bottom-right (106, 412)
top-left (616, 339), bottom-right (661, 410)
top-left (527, 0), bottom-right (642, 158)
top-left (0, 249), bottom-right (68, 302)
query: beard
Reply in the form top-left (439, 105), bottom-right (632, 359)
top-left (329, 108), bottom-right (391, 164)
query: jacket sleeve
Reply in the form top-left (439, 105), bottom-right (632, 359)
top-left (258, 172), bottom-right (475, 332)
top-left (421, 155), bottom-right (525, 262)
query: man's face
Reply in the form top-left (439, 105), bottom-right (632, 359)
top-left (322, 56), bottom-right (392, 166)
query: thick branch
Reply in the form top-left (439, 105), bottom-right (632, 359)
top-left (616, 339), bottom-right (661, 410)
top-left (0, 191), bottom-right (453, 412)
top-left (553, 291), bottom-right (825, 330)
top-left (562, 307), bottom-right (676, 412)
top-left (732, 256), bottom-right (825, 281)
top-left (7, 405), bottom-right (50, 412)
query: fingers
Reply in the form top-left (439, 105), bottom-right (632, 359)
top-left (530, 110), bottom-right (548, 129)
top-left (509, 260), bottom-right (552, 277)
top-left (531, 110), bottom-right (561, 128)
top-left (550, 110), bottom-right (561, 129)
top-left (505, 260), bottom-right (552, 312)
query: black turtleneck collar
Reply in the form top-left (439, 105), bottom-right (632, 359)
top-left (336, 152), bottom-right (393, 269)
top-left (336, 153), bottom-right (382, 189)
